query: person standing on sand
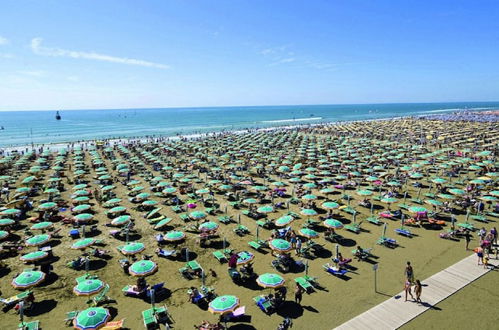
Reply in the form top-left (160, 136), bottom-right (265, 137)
top-left (404, 261), bottom-right (414, 283)
top-left (464, 230), bottom-right (471, 250)
top-left (294, 283), bottom-right (304, 304)
top-left (413, 280), bottom-right (422, 303)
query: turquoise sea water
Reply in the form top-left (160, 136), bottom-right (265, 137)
top-left (0, 102), bottom-right (498, 147)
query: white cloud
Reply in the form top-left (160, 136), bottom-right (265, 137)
top-left (30, 38), bottom-right (170, 69)
top-left (0, 36), bottom-right (9, 45)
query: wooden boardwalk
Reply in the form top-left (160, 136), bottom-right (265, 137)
top-left (335, 254), bottom-right (498, 330)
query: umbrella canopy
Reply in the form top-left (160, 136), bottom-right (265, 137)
top-left (300, 208), bottom-right (318, 216)
top-left (208, 295), bottom-right (240, 314)
top-left (199, 221), bottom-right (219, 232)
top-left (73, 307), bottom-right (110, 330)
top-left (257, 273), bottom-right (285, 288)
top-left (243, 198), bottom-right (258, 204)
top-left (73, 204), bottom-right (92, 213)
top-left (323, 219), bottom-right (344, 229)
top-left (299, 228), bottom-right (319, 238)
top-left (154, 218), bottom-right (172, 230)
top-left (25, 234), bottom-right (51, 246)
top-left (408, 206), bottom-right (427, 213)
top-left (257, 206), bottom-right (274, 213)
top-left (75, 213), bottom-right (94, 223)
top-left (31, 221), bottom-right (53, 230)
top-left (0, 230), bottom-right (9, 240)
top-left (322, 201), bottom-right (340, 209)
top-left (1, 208), bottom-right (21, 216)
top-left (269, 239), bottom-right (292, 252)
top-left (425, 199), bottom-right (443, 206)
top-left (12, 270), bottom-right (45, 289)
top-left (275, 215), bottom-right (294, 227)
top-left (111, 215), bottom-right (131, 226)
top-left (71, 238), bottom-right (95, 250)
top-left (39, 202), bottom-right (57, 210)
top-left (189, 211), bottom-right (207, 220)
top-left (119, 242), bottom-right (145, 255)
top-left (73, 279), bottom-right (105, 296)
top-left (236, 251), bottom-right (255, 265)
top-left (20, 250), bottom-right (49, 262)
top-left (0, 218), bottom-right (15, 226)
top-left (129, 260), bottom-right (157, 277)
top-left (108, 206), bottom-right (126, 214)
top-left (356, 190), bottom-right (374, 196)
top-left (163, 231), bottom-right (185, 241)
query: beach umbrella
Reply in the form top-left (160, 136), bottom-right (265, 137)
top-left (22, 176), bottom-right (36, 184)
top-left (208, 295), bottom-right (240, 315)
top-left (320, 188), bottom-right (334, 194)
top-left (243, 198), bottom-right (258, 204)
top-left (72, 238), bottom-right (95, 250)
top-left (190, 211), bottom-right (207, 220)
top-left (129, 260), bottom-right (158, 277)
top-left (408, 206), bottom-right (427, 213)
top-left (299, 227), bottom-right (319, 238)
top-left (30, 221), bottom-right (53, 230)
top-left (431, 178), bottom-right (447, 184)
top-left (103, 198), bottom-right (121, 206)
top-left (20, 250), bottom-right (48, 262)
top-left (303, 183), bottom-right (317, 189)
top-left (25, 234), bottom-right (51, 246)
top-left (73, 279), bottom-right (105, 296)
top-left (16, 187), bottom-right (30, 194)
top-left (136, 193), bottom-right (151, 200)
top-left (323, 219), bottom-right (344, 229)
top-left (162, 187), bottom-right (177, 194)
top-left (73, 184), bottom-right (88, 190)
top-left (119, 242), bottom-right (145, 255)
top-left (425, 199), bottom-right (443, 206)
top-left (381, 197), bottom-right (398, 204)
top-left (256, 273), bottom-right (285, 288)
top-left (142, 200), bottom-right (158, 207)
top-left (357, 190), bottom-right (374, 196)
top-left (275, 215), bottom-right (294, 227)
top-left (12, 270), bottom-right (45, 289)
top-left (75, 213), bottom-right (94, 223)
top-left (0, 218), bottom-right (15, 226)
top-left (146, 208), bottom-right (162, 219)
top-left (74, 190), bottom-right (90, 196)
top-left (38, 202), bottom-right (57, 211)
top-left (322, 201), bottom-right (340, 209)
top-left (73, 307), bottom-right (110, 330)
top-left (219, 184), bottom-right (233, 191)
top-left (300, 208), bottom-right (318, 216)
top-left (253, 185), bottom-right (268, 191)
top-left (0, 230), bottom-right (9, 240)
top-left (43, 188), bottom-right (60, 195)
top-left (154, 218), bottom-right (172, 230)
top-left (302, 194), bottom-right (317, 200)
top-left (1, 208), bottom-right (20, 216)
top-left (481, 196), bottom-right (497, 202)
top-left (164, 230), bottom-right (185, 242)
top-left (236, 251), bottom-right (255, 265)
top-left (196, 188), bottom-right (210, 195)
top-left (73, 196), bottom-right (90, 203)
top-left (73, 204), bottom-right (92, 213)
top-left (269, 239), bottom-right (292, 253)
top-left (199, 221), bottom-right (219, 232)
top-left (101, 185), bottom-right (115, 192)
top-left (257, 206), bottom-right (274, 214)
top-left (108, 206), bottom-right (126, 214)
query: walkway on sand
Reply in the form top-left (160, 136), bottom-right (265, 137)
top-left (335, 254), bottom-right (499, 330)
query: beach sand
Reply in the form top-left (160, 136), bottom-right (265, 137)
top-left (0, 117), bottom-right (498, 330)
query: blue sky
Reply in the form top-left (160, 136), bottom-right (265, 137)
top-left (0, 0), bottom-right (498, 110)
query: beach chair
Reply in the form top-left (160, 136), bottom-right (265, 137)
top-left (102, 319), bottom-right (125, 330)
top-left (351, 248), bottom-right (373, 260)
top-left (366, 216), bottom-right (382, 225)
top-left (287, 211), bottom-right (300, 219)
top-left (147, 215), bottom-right (165, 225)
top-left (65, 310), bottom-right (80, 325)
top-left (179, 213), bottom-right (190, 222)
top-left (234, 224), bottom-right (249, 236)
top-left (323, 263), bottom-right (348, 276)
top-left (294, 277), bottom-right (314, 293)
top-left (256, 218), bottom-right (273, 229)
top-left (142, 305), bottom-right (170, 329)
top-left (248, 240), bottom-right (262, 251)
top-left (471, 214), bottom-right (488, 223)
top-left (122, 285), bottom-right (144, 297)
top-left (170, 205), bottom-right (182, 213)
top-left (217, 215), bottom-right (232, 224)
top-left (325, 232), bottom-right (344, 244)
top-left (304, 218), bottom-right (319, 228)
top-left (229, 201), bottom-right (240, 209)
top-left (253, 295), bottom-right (273, 314)
top-left (377, 236), bottom-right (398, 247)
top-left (212, 250), bottom-right (227, 263)
top-left (156, 248), bottom-right (177, 259)
top-left (187, 260), bottom-right (202, 273)
top-left (344, 221), bottom-right (362, 234)
top-left (395, 227), bottom-right (412, 237)
top-left (87, 284), bottom-right (110, 306)
top-left (222, 306), bottom-right (246, 322)
top-left (18, 320), bottom-right (40, 330)
top-left (0, 290), bottom-right (32, 308)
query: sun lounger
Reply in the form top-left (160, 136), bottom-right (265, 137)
top-left (351, 248), bottom-right (373, 260)
top-left (253, 295), bottom-right (273, 314)
top-left (212, 250), bottom-right (227, 263)
top-left (323, 263), bottom-right (348, 276)
top-left (179, 213), bottom-right (190, 222)
top-left (87, 284), bottom-right (110, 306)
top-left (344, 221), bottom-right (362, 234)
top-left (395, 227), bottom-right (412, 237)
top-left (156, 248), bottom-right (177, 259)
top-left (366, 216), bottom-right (381, 225)
top-left (294, 277), bottom-right (314, 293)
top-left (217, 215), bottom-right (232, 224)
top-left (170, 205), bottom-right (182, 213)
top-left (18, 320), bottom-right (40, 330)
top-left (64, 310), bottom-right (80, 325)
top-left (187, 260), bottom-right (202, 272)
top-left (142, 305), bottom-right (170, 329)
top-left (102, 319), bottom-right (125, 330)
top-left (377, 236), bottom-right (398, 247)
top-left (342, 206), bottom-right (357, 215)
top-left (471, 214), bottom-right (488, 223)
top-left (233, 224), bottom-right (249, 236)
top-left (248, 241), bottom-right (262, 251)
top-left (256, 219), bottom-right (273, 228)
top-left (0, 290), bottom-right (33, 307)
top-left (325, 233), bottom-right (344, 243)
top-left (122, 285), bottom-right (145, 297)
top-left (457, 222), bottom-right (475, 231)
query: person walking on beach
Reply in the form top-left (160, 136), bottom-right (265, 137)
top-left (413, 280), bottom-right (422, 303)
top-left (404, 280), bottom-right (414, 302)
top-left (404, 261), bottom-right (414, 283)
top-left (464, 230), bottom-right (472, 250)
top-left (294, 283), bottom-right (304, 304)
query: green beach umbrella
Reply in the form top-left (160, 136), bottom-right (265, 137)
top-left (0, 230), bottom-right (9, 240)
top-left (0, 218), bottom-right (15, 226)
top-left (72, 238), bottom-right (95, 250)
top-left (300, 208), bottom-right (318, 216)
top-left (20, 250), bottom-right (48, 262)
top-left (381, 197), bottom-right (398, 204)
top-left (120, 242), bottom-right (145, 255)
top-left (196, 188), bottom-right (210, 194)
top-left (162, 187), bottom-right (177, 194)
top-left (481, 196), bottom-right (497, 202)
top-left (142, 200), bottom-right (158, 206)
top-left (208, 295), bottom-right (240, 315)
top-left (409, 206), bottom-right (427, 213)
top-left (257, 206), bottom-right (274, 213)
top-left (303, 182), bottom-right (317, 189)
top-left (31, 221), bottom-right (53, 230)
top-left (322, 201), bottom-right (340, 209)
top-left (256, 273), bottom-right (285, 288)
top-left (111, 215), bottom-right (131, 226)
top-left (39, 202), bottom-right (57, 210)
top-left (236, 251), bottom-right (255, 265)
top-left (44, 188), bottom-right (60, 195)
top-left (243, 198), bottom-right (258, 204)
top-left (73, 196), bottom-right (90, 203)
top-left (129, 260), bottom-right (157, 277)
top-left (164, 230), bottom-right (185, 242)
top-left (189, 211), bottom-right (207, 220)
top-left (73, 204), bottom-right (91, 213)
top-left (1, 208), bottom-right (21, 216)
top-left (73, 307), bottom-right (110, 330)
top-left (199, 221), bottom-right (219, 231)
top-left (357, 190), bottom-right (374, 196)
top-left (275, 215), bottom-right (294, 227)
top-left (154, 218), bottom-right (172, 230)
top-left (108, 206), bottom-right (126, 214)
top-left (302, 194), bottom-right (317, 200)
top-left (22, 176), bottom-right (36, 184)
top-left (25, 234), bottom-right (51, 246)
top-left (438, 193), bottom-right (455, 200)
top-left (73, 279), bottom-right (105, 296)
top-left (299, 227), bottom-right (319, 238)
top-left (136, 192), bottom-right (151, 200)
top-left (269, 239), bottom-right (292, 252)
top-left (425, 199), bottom-right (443, 206)
top-left (74, 190), bottom-right (90, 196)
top-left (323, 219), bottom-right (344, 229)
top-left (75, 213), bottom-right (93, 223)
top-left (73, 184), bottom-right (88, 190)
top-left (103, 198), bottom-right (121, 206)
top-left (12, 270), bottom-right (45, 289)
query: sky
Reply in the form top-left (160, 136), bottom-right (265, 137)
top-left (0, 0), bottom-right (498, 111)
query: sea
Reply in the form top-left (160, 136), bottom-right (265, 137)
top-left (1, 102), bottom-right (498, 148)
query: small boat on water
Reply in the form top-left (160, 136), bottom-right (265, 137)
top-left (56, 111), bottom-right (61, 120)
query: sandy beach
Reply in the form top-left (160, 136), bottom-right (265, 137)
top-left (0, 116), bottom-right (498, 330)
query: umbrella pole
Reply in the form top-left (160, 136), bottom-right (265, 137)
top-left (202, 270), bottom-right (205, 286)
top-left (150, 288), bottom-right (156, 311)
top-left (185, 248), bottom-right (189, 262)
top-left (382, 223), bottom-right (387, 237)
top-left (223, 238), bottom-right (226, 251)
top-left (85, 257), bottom-right (89, 272)
top-left (256, 225), bottom-right (259, 241)
top-left (305, 260), bottom-right (309, 276)
top-left (82, 225), bottom-right (86, 238)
